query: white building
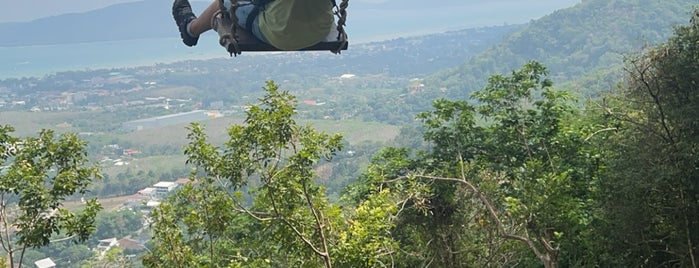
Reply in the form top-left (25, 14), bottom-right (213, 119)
top-left (34, 258), bottom-right (56, 268)
top-left (153, 181), bottom-right (178, 197)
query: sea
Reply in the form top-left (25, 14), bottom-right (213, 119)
top-left (0, 0), bottom-right (582, 80)
top-left (0, 36), bottom-right (226, 79)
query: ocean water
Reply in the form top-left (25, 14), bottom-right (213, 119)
top-left (0, 1), bottom-right (583, 80)
top-left (0, 36), bottom-right (226, 79)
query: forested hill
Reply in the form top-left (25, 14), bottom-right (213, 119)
top-left (427, 0), bottom-right (696, 98)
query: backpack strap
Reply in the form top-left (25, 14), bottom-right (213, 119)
top-left (245, 0), bottom-right (269, 31)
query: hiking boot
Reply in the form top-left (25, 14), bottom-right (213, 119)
top-left (172, 0), bottom-right (199, 47)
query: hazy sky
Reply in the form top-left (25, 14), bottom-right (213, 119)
top-left (1, 0), bottom-right (581, 23)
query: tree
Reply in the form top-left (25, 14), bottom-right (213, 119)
top-left (82, 247), bottom-right (134, 268)
top-left (0, 125), bottom-right (102, 268)
top-left (595, 9), bottom-right (699, 267)
top-left (145, 81), bottom-right (398, 267)
top-left (93, 210), bottom-right (143, 240)
top-left (355, 62), bottom-right (604, 267)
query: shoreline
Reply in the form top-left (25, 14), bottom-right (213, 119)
top-left (0, 37), bottom-right (226, 79)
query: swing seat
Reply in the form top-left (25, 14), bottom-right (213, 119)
top-left (213, 10), bottom-right (348, 56)
top-left (230, 26), bottom-right (348, 52)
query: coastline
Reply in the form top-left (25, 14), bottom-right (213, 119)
top-left (0, 36), bottom-right (225, 79)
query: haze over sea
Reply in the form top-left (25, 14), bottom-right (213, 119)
top-left (0, 0), bottom-right (581, 79)
top-left (0, 36), bottom-right (224, 79)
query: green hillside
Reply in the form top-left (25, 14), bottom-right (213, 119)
top-left (427, 0), bottom-right (696, 98)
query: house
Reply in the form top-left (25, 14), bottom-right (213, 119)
top-left (97, 237), bottom-right (119, 252)
top-left (153, 181), bottom-right (178, 197)
top-left (138, 187), bottom-right (156, 199)
top-left (96, 238), bottom-right (119, 259)
top-left (123, 148), bottom-right (141, 156)
top-left (145, 200), bottom-right (161, 209)
top-left (34, 258), bottom-right (56, 268)
top-left (175, 178), bottom-right (193, 185)
top-left (118, 238), bottom-right (146, 252)
top-left (142, 200), bottom-right (161, 215)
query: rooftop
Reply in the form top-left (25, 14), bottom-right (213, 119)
top-left (153, 181), bottom-right (177, 188)
top-left (34, 258), bottom-right (56, 268)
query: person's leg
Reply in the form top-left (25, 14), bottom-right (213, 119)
top-left (173, 0), bottom-right (220, 47)
top-left (174, 0), bottom-right (270, 46)
top-left (172, 0), bottom-right (200, 46)
top-left (188, 0), bottom-right (220, 36)
top-left (234, 5), bottom-right (270, 44)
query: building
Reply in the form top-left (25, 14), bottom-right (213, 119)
top-left (96, 238), bottom-right (119, 259)
top-left (138, 187), bottom-right (156, 200)
top-left (118, 238), bottom-right (146, 252)
top-left (153, 181), bottom-right (178, 198)
top-left (145, 200), bottom-right (161, 209)
top-left (175, 177), bottom-right (193, 185)
top-left (34, 258), bottom-right (56, 268)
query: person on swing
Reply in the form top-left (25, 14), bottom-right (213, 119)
top-left (172, 0), bottom-right (334, 51)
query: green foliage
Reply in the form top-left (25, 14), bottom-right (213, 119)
top-left (360, 61), bottom-right (604, 267)
top-left (0, 125), bottom-right (102, 268)
top-left (593, 9), bottom-right (699, 266)
top-left (145, 81), bottom-right (399, 267)
top-left (93, 209), bottom-right (143, 240)
top-left (142, 9), bottom-right (699, 266)
top-left (81, 247), bottom-right (137, 268)
top-left (333, 189), bottom-right (398, 267)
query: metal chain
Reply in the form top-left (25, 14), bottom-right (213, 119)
top-left (332, 0), bottom-right (349, 54)
top-left (213, 0), bottom-right (243, 56)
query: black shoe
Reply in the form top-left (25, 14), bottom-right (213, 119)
top-left (172, 0), bottom-right (199, 47)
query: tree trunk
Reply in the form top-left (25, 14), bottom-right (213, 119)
top-left (543, 252), bottom-right (558, 268)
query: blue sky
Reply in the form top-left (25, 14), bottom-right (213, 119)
top-left (1, 0), bottom-right (581, 23)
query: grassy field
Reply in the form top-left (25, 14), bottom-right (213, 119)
top-left (303, 119), bottom-right (400, 144)
top-left (5, 110), bottom-right (399, 190)
top-left (120, 116), bottom-right (399, 148)
top-left (101, 154), bottom-right (190, 178)
top-left (3, 109), bottom-right (398, 144)
top-left (4, 109), bottom-right (400, 212)
top-left (0, 110), bottom-right (84, 136)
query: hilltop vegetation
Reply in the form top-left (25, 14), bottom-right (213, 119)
top-left (427, 0), bottom-right (697, 98)
top-left (144, 11), bottom-right (699, 264)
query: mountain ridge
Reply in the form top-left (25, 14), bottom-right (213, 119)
top-left (426, 0), bottom-right (697, 97)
